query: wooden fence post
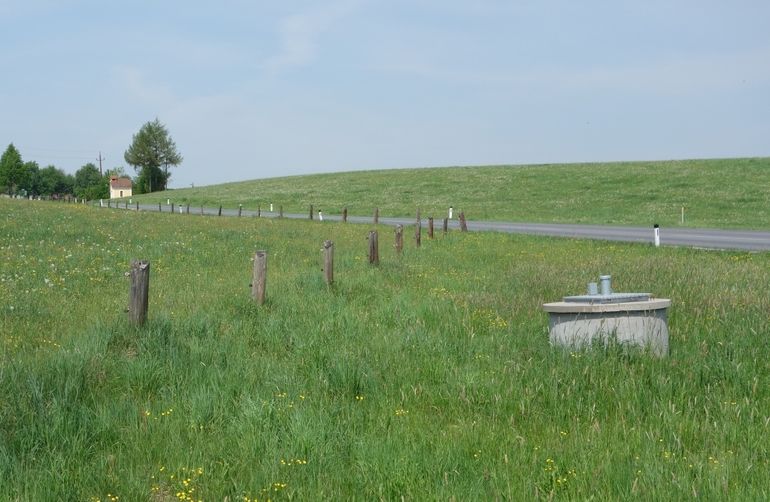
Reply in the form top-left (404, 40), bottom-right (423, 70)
top-left (459, 212), bottom-right (468, 232)
top-left (252, 251), bottom-right (267, 305)
top-left (107, 199), bottom-right (111, 208)
top-left (374, 207), bottom-right (379, 224)
top-left (129, 259), bottom-right (150, 326)
top-left (428, 217), bottom-right (434, 239)
top-left (186, 204), bottom-right (190, 214)
top-left (200, 205), bottom-right (204, 215)
top-left (158, 202), bottom-right (162, 212)
top-left (258, 205), bottom-right (261, 217)
top-left (368, 231), bottom-right (379, 265)
top-left (279, 205), bottom-right (283, 218)
top-left (395, 225), bottom-right (403, 254)
top-left (343, 207), bottom-right (348, 223)
top-left (323, 240), bottom-right (334, 285)
top-left (125, 200), bottom-right (128, 210)
top-left (218, 205), bottom-right (222, 217)
top-left (238, 204), bottom-right (242, 217)
top-left (415, 209), bottom-right (422, 248)
top-left (136, 201), bottom-right (139, 211)
top-left (443, 217), bottom-right (448, 234)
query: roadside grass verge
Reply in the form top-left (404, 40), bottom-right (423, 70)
top-left (0, 198), bottom-right (768, 499)
top-left (127, 157), bottom-right (770, 229)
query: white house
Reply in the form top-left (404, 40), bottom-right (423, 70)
top-left (109, 177), bottom-right (133, 199)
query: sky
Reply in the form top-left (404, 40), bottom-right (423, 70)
top-left (1, 0), bottom-right (769, 188)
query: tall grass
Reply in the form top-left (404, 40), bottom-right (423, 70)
top-left (0, 198), bottom-right (768, 499)
top-left (131, 157), bottom-right (770, 229)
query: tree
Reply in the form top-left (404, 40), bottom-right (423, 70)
top-left (0, 143), bottom-right (25, 195)
top-left (62, 173), bottom-right (75, 195)
top-left (19, 161), bottom-right (41, 196)
top-left (39, 165), bottom-right (74, 196)
top-left (74, 163), bottom-right (108, 200)
top-left (104, 166), bottom-right (127, 179)
top-left (124, 118), bottom-right (182, 193)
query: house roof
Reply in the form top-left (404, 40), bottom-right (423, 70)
top-left (110, 177), bottom-right (132, 189)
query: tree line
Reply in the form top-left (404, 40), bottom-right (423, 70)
top-left (0, 144), bottom-right (118, 200)
top-left (1, 118), bottom-right (182, 199)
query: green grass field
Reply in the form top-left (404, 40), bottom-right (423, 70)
top-left (130, 157), bottom-right (770, 229)
top-left (1, 197), bottom-right (768, 500)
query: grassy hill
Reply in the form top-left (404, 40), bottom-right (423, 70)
top-left (131, 157), bottom-right (770, 229)
top-left (1, 198), bottom-right (769, 499)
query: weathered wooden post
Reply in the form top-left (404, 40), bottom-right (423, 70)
top-left (368, 231), bottom-right (379, 265)
top-left (218, 205), bottom-right (222, 217)
top-left (342, 207), bottom-right (348, 223)
top-left (158, 202), bottom-right (162, 212)
top-left (136, 201), bottom-right (139, 211)
top-left (415, 209), bottom-right (422, 248)
top-left (238, 204), bottom-right (242, 217)
top-left (107, 199), bottom-right (111, 208)
top-left (323, 240), bottom-right (334, 285)
top-left (257, 205), bottom-right (261, 217)
top-left (128, 260), bottom-right (150, 326)
top-left (200, 205), bottom-right (204, 215)
top-left (251, 251), bottom-right (267, 305)
top-left (443, 217), bottom-right (448, 234)
top-left (309, 204), bottom-right (314, 220)
top-left (186, 203), bottom-right (190, 214)
top-left (395, 225), bottom-right (404, 254)
top-left (428, 217), bottom-right (434, 239)
top-left (171, 203), bottom-right (175, 213)
top-left (459, 212), bottom-right (468, 232)
top-left (374, 207), bottom-right (379, 224)
top-left (125, 200), bottom-right (128, 210)
top-left (279, 205), bottom-right (283, 218)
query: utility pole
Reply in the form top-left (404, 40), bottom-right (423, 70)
top-left (97, 152), bottom-right (105, 176)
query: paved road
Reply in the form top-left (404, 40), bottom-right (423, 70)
top-left (468, 221), bottom-right (770, 251)
top-left (111, 203), bottom-right (770, 251)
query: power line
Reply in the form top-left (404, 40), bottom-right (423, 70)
top-left (17, 146), bottom-right (95, 155)
top-left (24, 154), bottom-right (95, 161)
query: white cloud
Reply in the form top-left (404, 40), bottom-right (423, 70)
top-left (0, 0), bottom-right (57, 17)
top-left (562, 47), bottom-right (770, 96)
top-left (262, 0), bottom-right (364, 74)
top-left (112, 65), bottom-right (177, 106)
top-left (373, 45), bottom-right (770, 97)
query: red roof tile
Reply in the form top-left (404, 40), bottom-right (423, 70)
top-left (110, 177), bottom-right (133, 189)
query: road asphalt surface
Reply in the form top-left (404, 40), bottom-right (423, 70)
top-left (120, 203), bottom-right (770, 252)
